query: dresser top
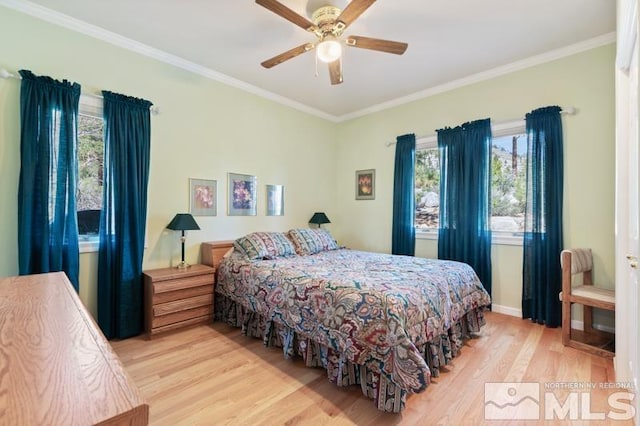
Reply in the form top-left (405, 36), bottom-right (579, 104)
top-left (0, 272), bottom-right (148, 425)
top-left (143, 264), bottom-right (215, 281)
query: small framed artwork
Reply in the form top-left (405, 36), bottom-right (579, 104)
top-left (266, 184), bottom-right (284, 216)
top-left (356, 169), bottom-right (375, 200)
top-left (189, 178), bottom-right (217, 216)
top-left (228, 172), bottom-right (257, 216)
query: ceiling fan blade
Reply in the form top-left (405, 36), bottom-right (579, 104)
top-left (335, 0), bottom-right (376, 30)
top-left (261, 43), bottom-right (314, 68)
top-left (256, 0), bottom-right (316, 31)
top-left (328, 58), bottom-right (343, 85)
top-left (346, 36), bottom-right (408, 55)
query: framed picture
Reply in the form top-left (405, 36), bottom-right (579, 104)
top-left (266, 184), bottom-right (284, 216)
top-left (356, 169), bottom-right (375, 200)
top-left (189, 178), bottom-right (217, 216)
top-left (228, 172), bottom-right (257, 216)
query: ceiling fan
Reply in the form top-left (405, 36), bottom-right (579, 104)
top-left (256, 0), bottom-right (408, 85)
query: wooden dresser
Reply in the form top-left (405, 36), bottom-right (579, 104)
top-left (0, 272), bottom-right (148, 425)
top-left (143, 264), bottom-right (215, 338)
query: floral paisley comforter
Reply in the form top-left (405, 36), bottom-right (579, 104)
top-left (216, 248), bottom-right (491, 396)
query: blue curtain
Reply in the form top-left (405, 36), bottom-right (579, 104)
top-left (17, 70), bottom-right (81, 290)
top-left (392, 133), bottom-right (416, 255)
top-left (98, 91), bottom-right (152, 339)
top-left (522, 106), bottom-right (564, 327)
top-left (437, 119), bottom-right (492, 294)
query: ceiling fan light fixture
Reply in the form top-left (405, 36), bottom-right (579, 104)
top-left (316, 36), bottom-right (342, 63)
top-left (257, 0), bottom-right (408, 85)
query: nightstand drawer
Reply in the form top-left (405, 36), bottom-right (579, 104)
top-left (153, 284), bottom-right (213, 305)
top-left (154, 293), bottom-right (214, 317)
top-left (149, 314), bottom-right (213, 336)
top-left (152, 305), bottom-right (214, 328)
top-left (153, 273), bottom-right (214, 294)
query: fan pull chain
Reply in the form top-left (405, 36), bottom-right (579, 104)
top-left (314, 52), bottom-right (319, 78)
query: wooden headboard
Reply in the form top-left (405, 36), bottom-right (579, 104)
top-left (200, 240), bottom-right (234, 269)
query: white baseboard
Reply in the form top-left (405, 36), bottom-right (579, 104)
top-left (492, 304), bottom-right (522, 317)
top-left (490, 304), bottom-right (615, 334)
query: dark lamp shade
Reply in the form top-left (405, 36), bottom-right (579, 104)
top-left (167, 213), bottom-right (200, 231)
top-left (309, 212), bottom-right (331, 225)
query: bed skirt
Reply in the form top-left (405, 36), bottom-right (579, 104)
top-left (214, 294), bottom-right (486, 413)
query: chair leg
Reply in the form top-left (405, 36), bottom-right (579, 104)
top-left (583, 306), bottom-right (594, 335)
top-left (562, 300), bottom-right (571, 346)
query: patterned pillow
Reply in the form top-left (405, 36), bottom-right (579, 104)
top-left (287, 228), bottom-right (339, 256)
top-left (233, 232), bottom-right (296, 260)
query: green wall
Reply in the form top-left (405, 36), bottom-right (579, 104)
top-left (0, 6), bottom-right (616, 322)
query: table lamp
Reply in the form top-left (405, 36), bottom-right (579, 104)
top-left (167, 213), bottom-right (200, 269)
top-left (309, 212), bottom-right (331, 228)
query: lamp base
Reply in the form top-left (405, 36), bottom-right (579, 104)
top-left (176, 261), bottom-right (191, 270)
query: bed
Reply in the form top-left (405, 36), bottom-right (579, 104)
top-left (206, 230), bottom-right (491, 413)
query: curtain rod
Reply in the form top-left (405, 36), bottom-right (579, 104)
top-left (0, 69), bottom-right (160, 115)
top-left (385, 107), bottom-right (577, 147)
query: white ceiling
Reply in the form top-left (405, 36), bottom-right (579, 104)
top-left (4, 0), bottom-right (616, 121)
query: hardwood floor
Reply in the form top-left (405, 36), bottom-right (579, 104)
top-left (111, 312), bottom-right (634, 425)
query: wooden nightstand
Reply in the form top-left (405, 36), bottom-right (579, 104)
top-left (201, 240), bottom-right (234, 269)
top-left (143, 264), bottom-right (215, 339)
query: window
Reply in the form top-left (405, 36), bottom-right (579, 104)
top-left (415, 138), bottom-right (440, 232)
top-left (491, 130), bottom-right (526, 234)
top-left (414, 121), bottom-right (527, 243)
top-left (77, 96), bottom-right (104, 244)
top-left (42, 96), bottom-right (103, 250)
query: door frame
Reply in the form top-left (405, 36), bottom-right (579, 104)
top-left (615, 0), bottom-right (639, 413)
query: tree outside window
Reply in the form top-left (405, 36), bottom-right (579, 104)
top-left (77, 113), bottom-right (104, 213)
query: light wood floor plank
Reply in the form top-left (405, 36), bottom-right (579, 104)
top-left (111, 312), bottom-right (634, 425)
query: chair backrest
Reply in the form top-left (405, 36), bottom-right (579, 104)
top-left (560, 248), bottom-right (593, 274)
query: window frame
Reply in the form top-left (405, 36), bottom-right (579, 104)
top-left (489, 120), bottom-right (526, 245)
top-left (414, 120), bottom-right (526, 246)
top-left (77, 95), bottom-right (103, 254)
top-left (415, 135), bottom-right (439, 239)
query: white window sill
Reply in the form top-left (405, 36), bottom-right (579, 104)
top-left (79, 236), bottom-right (99, 253)
top-left (415, 230), bottom-right (523, 246)
top-left (416, 230), bottom-right (438, 240)
top-left (79, 236), bottom-right (149, 253)
top-left (492, 233), bottom-right (524, 246)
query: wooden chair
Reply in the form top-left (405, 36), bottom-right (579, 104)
top-left (560, 249), bottom-right (615, 357)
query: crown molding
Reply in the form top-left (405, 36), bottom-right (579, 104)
top-left (1, 0), bottom-right (614, 124)
top-left (0, 0), bottom-right (340, 122)
top-left (337, 32), bottom-right (617, 122)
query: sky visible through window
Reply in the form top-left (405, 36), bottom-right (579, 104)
top-left (493, 134), bottom-right (527, 155)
